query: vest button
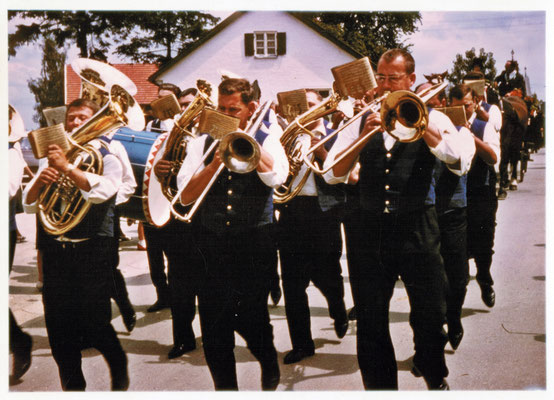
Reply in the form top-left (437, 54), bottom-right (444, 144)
top-left (385, 169), bottom-right (390, 174)
top-left (228, 175), bottom-right (232, 180)
top-left (385, 185), bottom-right (390, 190)
top-left (227, 189), bottom-right (233, 195)
top-left (386, 153), bottom-right (392, 158)
top-left (227, 205), bottom-right (232, 210)
top-left (226, 221), bottom-right (231, 226)
top-left (385, 200), bottom-right (390, 205)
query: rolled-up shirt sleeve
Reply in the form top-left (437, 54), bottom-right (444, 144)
top-left (176, 135), bottom-right (208, 205)
top-left (322, 116), bottom-right (362, 184)
top-left (110, 140), bottom-right (137, 205)
top-left (257, 123), bottom-right (289, 188)
top-left (428, 110), bottom-right (475, 176)
top-left (483, 122), bottom-right (501, 166)
top-left (81, 154), bottom-right (122, 203)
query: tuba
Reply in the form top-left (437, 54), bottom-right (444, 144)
top-left (157, 80), bottom-right (214, 202)
top-left (38, 59), bottom-right (145, 236)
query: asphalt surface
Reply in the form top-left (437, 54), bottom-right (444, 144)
top-left (8, 149), bottom-right (547, 396)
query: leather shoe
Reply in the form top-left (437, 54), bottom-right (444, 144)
top-left (111, 372), bottom-right (129, 391)
top-left (283, 347), bottom-right (315, 364)
top-left (122, 311), bottom-right (136, 333)
top-left (449, 327), bottom-right (464, 350)
top-left (261, 360), bottom-right (280, 391)
top-left (270, 285), bottom-right (282, 306)
top-left (168, 342), bottom-right (196, 359)
top-left (412, 364), bottom-right (449, 390)
top-left (12, 332), bottom-right (32, 380)
top-left (334, 318), bottom-right (349, 339)
top-left (147, 299), bottom-right (170, 312)
top-left (479, 284), bottom-right (496, 308)
top-left (347, 307), bottom-right (357, 321)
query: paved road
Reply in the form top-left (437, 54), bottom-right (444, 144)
top-left (8, 149), bottom-right (546, 394)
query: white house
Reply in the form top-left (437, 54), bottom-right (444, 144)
top-left (150, 11), bottom-right (363, 101)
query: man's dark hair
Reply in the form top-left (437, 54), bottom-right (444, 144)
top-left (218, 78), bottom-right (255, 105)
top-left (449, 84), bottom-right (475, 102)
top-left (380, 48), bottom-right (415, 74)
top-left (67, 98), bottom-right (100, 115)
top-left (158, 83), bottom-right (181, 96)
top-left (179, 87), bottom-right (198, 98)
top-left (305, 88), bottom-right (323, 102)
top-left (415, 82), bottom-right (446, 102)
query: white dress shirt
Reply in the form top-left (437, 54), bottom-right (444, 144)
top-left (9, 142), bottom-right (25, 199)
top-left (109, 139), bottom-right (137, 205)
top-left (323, 108), bottom-right (476, 184)
top-left (23, 139), bottom-right (123, 213)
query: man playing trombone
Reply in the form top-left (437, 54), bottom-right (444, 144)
top-left (323, 49), bottom-right (474, 390)
top-left (176, 77), bottom-right (288, 390)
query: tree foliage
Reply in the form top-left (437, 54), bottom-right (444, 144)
top-left (449, 47), bottom-right (497, 85)
top-left (113, 11), bottom-right (220, 64)
top-left (305, 12), bottom-right (422, 66)
top-left (8, 11), bottom-right (219, 64)
top-left (28, 38), bottom-right (67, 127)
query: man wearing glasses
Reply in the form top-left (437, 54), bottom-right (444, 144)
top-left (323, 49), bottom-right (473, 390)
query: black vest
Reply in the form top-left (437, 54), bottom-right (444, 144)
top-left (467, 119), bottom-right (496, 192)
top-left (314, 121), bottom-right (345, 211)
top-left (357, 113), bottom-right (438, 214)
top-left (201, 131), bottom-right (273, 233)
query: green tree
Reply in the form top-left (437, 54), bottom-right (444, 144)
top-left (28, 37), bottom-right (67, 127)
top-left (114, 11), bottom-right (220, 64)
top-left (449, 47), bottom-right (497, 85)
top-left (303, 12), bottom-right (422, 65)
top-left (8, 11), bottom-right (132, 59)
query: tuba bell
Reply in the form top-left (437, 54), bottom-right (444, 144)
top-left (37, 59), bottom-right (145, 236)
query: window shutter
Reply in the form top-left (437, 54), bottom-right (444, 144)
top-left (244, 33), bottom-right (254, 56)
top-left (277, 32), bottom-right (286, 55)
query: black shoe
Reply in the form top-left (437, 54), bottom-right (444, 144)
top-left (12, 332), bottom-right (32, 380)
top-left (147, 299), bottom-right (170, 313)
top-left (270, 285), bottom-right (282, 306)
top-left (448, 325), bottom-right (464, 350)
top-left (283, 347), bottom-right (315, 364)
top-left (497, 190), bottom-right (508, 200)
top-left (111, 372), bottom-right (129, 391)
top-left (168, 341), bottom-right (196, 359)
top-left (119, 234), bottom-right (131, 242)
top-left (347, 307), bottom-right (357, 321)
top-left (479, 284), bottom-right (496, 308)
top-left (412, 364), bottom-right (449, 390)
top-left (334, 318), bottom-right (349, 339)
top-left (122, 310), bottom-right (136, 333)
top-left (261, 359), bottom-right (280, 391)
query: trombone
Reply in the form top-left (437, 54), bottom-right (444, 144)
top-left (303, 80), bottom-right (449, 175)
top-left (170, 100), bottom-right (272, 223)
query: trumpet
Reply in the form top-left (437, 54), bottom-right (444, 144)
top-left (170, 100), bottom-right (272, 223)
top-left (303, 80), bottom-right (449, 175)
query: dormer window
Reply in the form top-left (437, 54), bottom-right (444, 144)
top-left (245, 32), bottom-right (286, 58)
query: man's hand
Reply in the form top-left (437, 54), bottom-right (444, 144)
top-left (154, 160), bottom-right (172, 179)
top-left (310, 137), bottom-right (328, 161)
top-left (46, 145), bottom-right (70, 173)
top-left (36, 167), bottom-right (60, 188)
top-left (361, 112), bottom-right (382, 136)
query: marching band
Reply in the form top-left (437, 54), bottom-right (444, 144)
top-left (11, 45), bottom-right (538, 391)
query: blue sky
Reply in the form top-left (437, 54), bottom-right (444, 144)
top-left (7, 7), bottom-right (549, 131)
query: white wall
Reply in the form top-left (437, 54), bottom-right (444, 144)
top-left (158, 12), bottom-right (356, 102)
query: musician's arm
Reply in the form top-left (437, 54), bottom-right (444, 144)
top-left (257, 127), bottom-right (288, 188)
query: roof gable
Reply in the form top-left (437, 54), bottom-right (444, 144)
top-left (66, 63), bottom-right (160, 105)
top-left (150, 11), bottom-right (363, 82)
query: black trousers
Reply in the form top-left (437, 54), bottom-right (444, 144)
top-left (108, 235), bottom-right (133, 317)
top-left (164, 218), bottom-right (203, 347)
top-left (277, 197), bottom-right (346, 351)
top-left (348, 206), bottom-right (448, 390)
top-left (438, 208), bottom-right (469, 328)
top-left (467, 187), bottom-right (498, 286)
top-left (10, 228), bottom-right (30, 357)
top-left (196, 225), bottom-right (278, 390)
top-left (42, 237), bottom-right (127, 391)
top-left (143, 223), bottom-right (171, 302)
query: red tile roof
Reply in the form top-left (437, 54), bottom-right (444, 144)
top-left (65, 63), bottom-right (160, 105)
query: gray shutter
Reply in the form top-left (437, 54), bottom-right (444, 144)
top-left (277, 32), bottom-right (286, 55)
top-left (244, 33), bottom-right (254, 56)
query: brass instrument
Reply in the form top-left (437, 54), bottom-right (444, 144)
top-left (273, 57), bottom-right (375, 203)
top-left (38, 59), bottom-right (145, 236)
top-left (158, 80), bottom-right (214, 201)
top-left (170, 100), bottom-right (272, 223)
top-left (304, 80), bottom-right (449, 175)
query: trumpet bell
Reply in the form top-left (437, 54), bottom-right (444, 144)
top-left (219, 131), bottom-right (261, 174)
top-left (381, 90), bottom-right (428, 143)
